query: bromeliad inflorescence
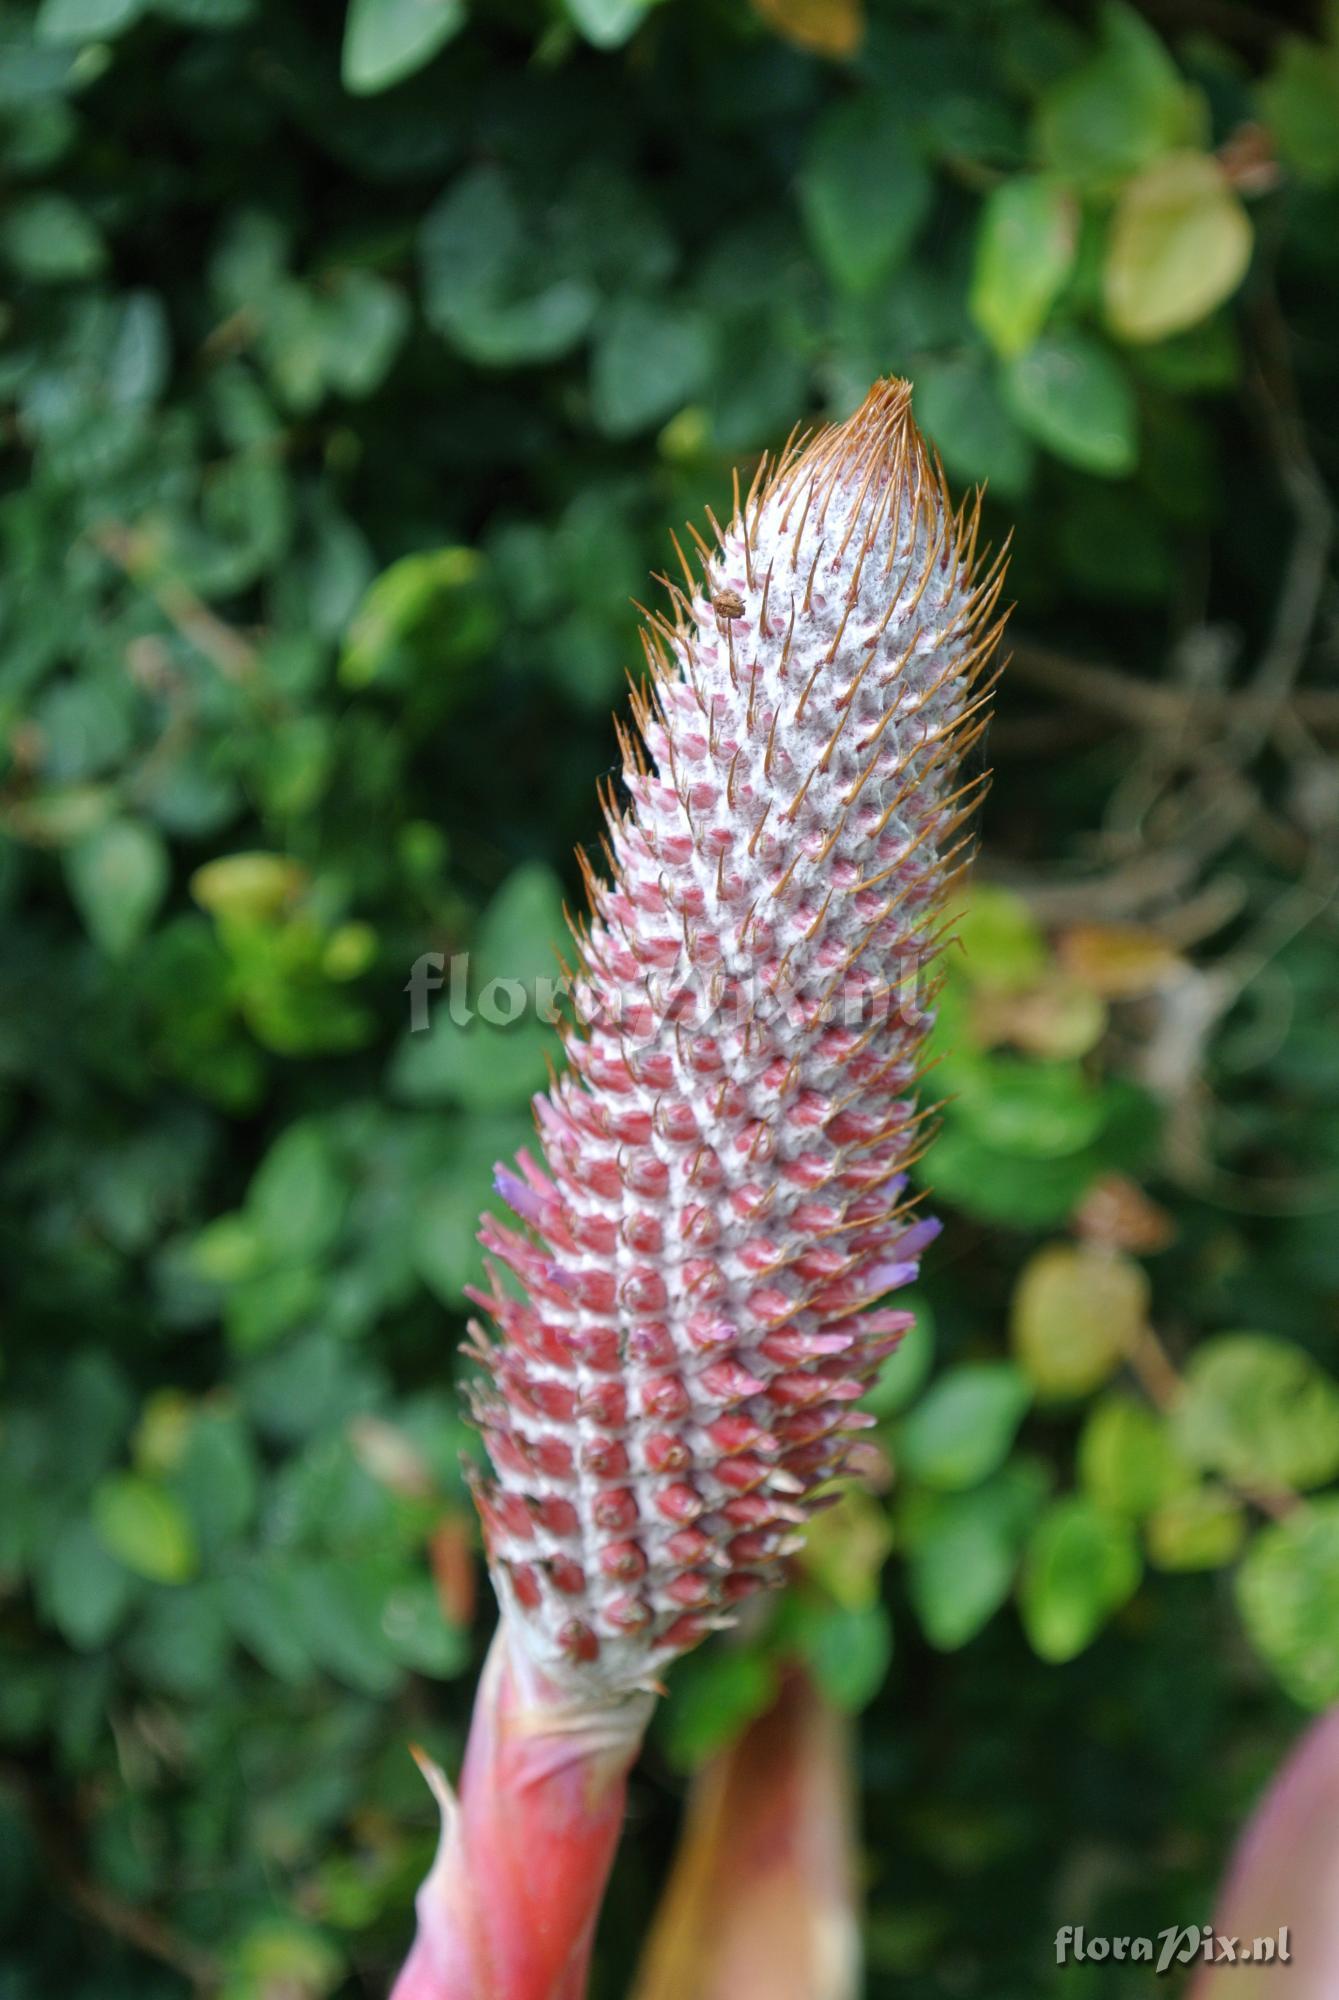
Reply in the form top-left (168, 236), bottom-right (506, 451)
top-left (394, 379), bottom-right (1010, 2000)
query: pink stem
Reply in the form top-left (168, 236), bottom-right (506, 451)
top-left (392, 1623), bottom-right (653, 2000)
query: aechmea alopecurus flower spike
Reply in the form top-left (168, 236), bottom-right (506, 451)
top-left (393, 379), bottom-right (1010, 2000)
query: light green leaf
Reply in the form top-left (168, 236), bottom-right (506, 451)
top-left (92, 1473), bottom-right (199, 1585)
top-left (248, 1121), bottom-right (349, 1263)
top-left (970, 176), bottom-right (1078, 357)
top-left (65, 819), bottom-right (170, 957)
top-left (1034, 0), bottom-right (1199, 188)
top-left (954, 1059), bottom-right (1109, 1159)
top-left (0, 191), bottom-right (105, 280)
top-left (1078, 1393), bottom-right (1189, 1516)
top-left (1002, 330), bottom-right (1137, 476)
top-left (799, 94), bottom-right (931, 296)
top-left (35, 0), bottom-right (144, 42)
top-left (1105, 150), bottom-right (1251, 344)
top-left (1011, 1243), bottom-right (1149, 1400)
top-left (341, 0), bottom-right (464, 94)
top-left (1019, 1496), bottom-right (1141, 1662)
top-left (1235, 1499), bottom-right (1339, 1709)
top-left (898, 1363), bottom-right (1032, 1491)
top-left (1175, 1334), bottom-right (1339, 1494)
top-left (954, 884), bottom-right (1048, 991)
top-left (562, 0), bottom-right (649, 48)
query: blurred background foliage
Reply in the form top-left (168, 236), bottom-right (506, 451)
top-left (1, 0), bottom-right (1338, 1993)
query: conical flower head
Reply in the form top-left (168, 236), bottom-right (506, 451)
top-left (467, 380), bottom-right (1008, 1695)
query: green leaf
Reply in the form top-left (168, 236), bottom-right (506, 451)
top-left (865, 1300), bottom-right (934, 1417)
top-left (798, 1600), bottom-right (893, 1712)
top-left (35, 0), bottom-right (144, 42)
top-left (172, 1411), bottom-right (258, 1556)
top-left (954, 1059), bottom-right (1109, 1159)
top-left (319, 269), bottom-right (411, 396)
top-left (340, 546), bottom-right (498, 691)
top-left (420, 166), bottom-right (598, 367)
top-left (1259, 35), bottom-right (1339, 187)
top-left (913, 353), bottom-right (1035, 499)
top-left (1078, 1393), bottom-right (1189, 1517)
top-left (1034, 0), bottom-right (1198, 188)
top-left (1011, 1243), bottom-right (1149, 1400)
top-left (1174, 1334), bottom-right (1339, 1494)
top-left (591, 295), bottom-right (714, 438)
top-left (0, 191), bottom-right (105, 280)
top-left (903, 1461), bottom-right (1050, 1650)
top-left (660, 1646), bottom-right (778, 1769)
top-left (1145, 1484), bottom-right (1245, 1572)
top-left (799, 95), bottom-right (931, 296)
top-left (126, 1583), bottom-right (233, 1697)
top-left (43, 1517), bottom-right (135, 1648)
top-left (1132, 313), bottom-right (1241, 391)
top-left (248, 1121), bottom-right (349, 1263)
top-left (1002, 331), bottom-right (1137, 476)
top-left (1105, 151), bottom-right (1251, 345)
top-left (341, 0), bottom-right (465, 95)
top-left (798, 1485), bottom-right (893, 1611)
top-left (898, 1363), bottom-right (1032, 1491)
top-left (65, 820), bottom-right (170, 957)
top-left (970, 176), bottom-right (1078, 358)
top-left (286, 1559), bottom-right (403, 1696)
top-left (1235, 1499), bottom-right (1339, 1709)
top-left (91, 1473), bottom-right (199, 1585)
top-left (378, 1576), bottom-right (469, 1678)
top-left (1019, 1496), bottom-right (1141, 1663)
top-left (392, 865), bottom-right (567, 1111)
top-left (223, 1922), bottom-right (342, 2000)
top-left (410, 1113), bottom-right (532, 1303)
top-left (222, 1560), bottom-right (316, 1684)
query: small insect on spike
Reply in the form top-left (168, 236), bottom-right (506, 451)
top-left (395, 378), bottom-right (1011, 2000)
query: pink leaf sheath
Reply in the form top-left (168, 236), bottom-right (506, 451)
top-left (629, 1666), bottom-right (860, 2000)
top-left (391, 1623), bottom-right (652, 2000)
top-left (1188, 1707), bottom-right (1339, 1997)
top-left (395, 378), bottom-right (1008, 2000)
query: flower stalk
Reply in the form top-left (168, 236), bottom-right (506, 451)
top-left (394, 378), bottom-right (1009, 1999)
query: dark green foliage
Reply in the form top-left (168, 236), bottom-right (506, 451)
top-left (2, 0), bottom-right (1338, 1994)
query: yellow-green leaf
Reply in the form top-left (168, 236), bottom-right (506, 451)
top-left (751, 0), bottom-right (862, 60)
top-left (1105, 150), bottom-right (1252, 345)
top-left (970, 176), bottom-right (1078, 358)
top-left (92, 1474), bottom-right (198, 1585)
top-left (1011, 1242), bottom-right (1150, 1400)
top-left (1145, 1484), bottom-right (1245, 1572)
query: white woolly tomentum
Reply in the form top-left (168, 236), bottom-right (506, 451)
top-left (466, 379), bottom-right (1009, 1697)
